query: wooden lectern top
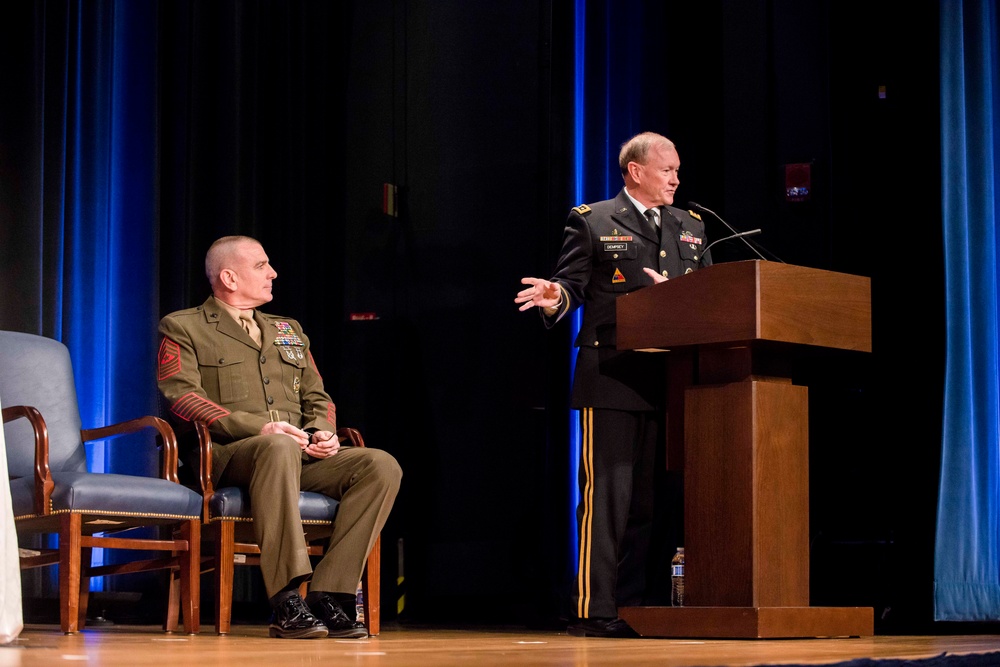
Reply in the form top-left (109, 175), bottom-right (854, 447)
top-left (616, 260), bottom-right (872, 353)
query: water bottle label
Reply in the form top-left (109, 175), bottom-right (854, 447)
top-left (671, 564), bottom-right (684, 577)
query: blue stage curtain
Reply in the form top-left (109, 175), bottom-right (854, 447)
top-left (935, 0), bottom-right (1000, 620)
top-left (0, 0), bottom-right (160, 598)
top-left (567, 0), bottom-right (649, 575)
top-left (31, 1), bottom-right (159, 476)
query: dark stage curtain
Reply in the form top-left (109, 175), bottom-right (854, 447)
top-left (935, 0), bottom-right (1000, 621)
top-left (0, 0), bottom-right (350, 612)
top-left (156, 0), bottom-right (350, 372)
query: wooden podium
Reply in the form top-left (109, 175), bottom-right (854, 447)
top-left (615, 260), bottom-right (874, 638)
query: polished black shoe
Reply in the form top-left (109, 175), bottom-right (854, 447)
top-left (268, 593), bottom-right (329, 639)
top-left (306, 593), bottom-right (369, 638)
top-left (567, 617), bottom-right (638, 638)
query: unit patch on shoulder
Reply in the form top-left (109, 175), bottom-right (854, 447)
top-left (689, 210), bottom-right (702, 220)
top-left (572, 204), bottom-right (592, 215)
top-left (612, 268), bottom-right (626, 284)
top-left (157, 338), bottom-right (181, 381)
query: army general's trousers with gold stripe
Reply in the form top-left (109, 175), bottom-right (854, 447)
top-left (573, 407), bottom-right (660, 620)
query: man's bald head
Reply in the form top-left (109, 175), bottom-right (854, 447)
top-left (205, 236), bottom-right (260, 292)
top-left (205, 235), bottom-right (278, 308)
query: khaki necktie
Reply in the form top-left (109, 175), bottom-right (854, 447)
top-left (239, 311), bottom-right (262, 347)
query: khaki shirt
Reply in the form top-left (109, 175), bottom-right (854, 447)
top-left (157, 296), bottom-right (336, 474)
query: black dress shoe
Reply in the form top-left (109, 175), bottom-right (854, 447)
top-left (567, 617), bottom-right (638, 638)
top-left (268, 593), bottom-right (329, 639)
top-left (305, 593), bottom-right (369, 638)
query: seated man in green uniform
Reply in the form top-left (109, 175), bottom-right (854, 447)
top-left (157, 235), bottom-right (401, 639)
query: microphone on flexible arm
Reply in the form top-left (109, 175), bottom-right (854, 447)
top-left (699, 229), bottom-right (763, 265)
top-left (688, 201), bottom-right (784, 263)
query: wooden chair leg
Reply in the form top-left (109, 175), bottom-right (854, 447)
top-left (215, 521), bottom-right (236, 635)
top-left (78, 546), bottom-right (92, 631)
top-left (58, 514), bottom-right (82, 634)
top-left (165, 568), bottom-right (181, 632)
top-left (362, 535), bottom-right (380, 636)
top-left (179, 519), bottom-right (201, 635)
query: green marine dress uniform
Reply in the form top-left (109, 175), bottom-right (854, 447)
top-left (543, 189), bottom-right (711, 620)
top-left (157, 296), bottom-right (401, 597)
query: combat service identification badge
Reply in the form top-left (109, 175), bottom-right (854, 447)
top-left (612, 268), bottom-right (626, 284)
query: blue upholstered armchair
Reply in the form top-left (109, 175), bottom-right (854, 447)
top-left (0, 330), bottom-right (203, 634)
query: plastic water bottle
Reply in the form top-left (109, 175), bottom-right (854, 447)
top-left (671, 547), bottom-right (685, 606)
top-left (356, 582), bottom-right (365, 624)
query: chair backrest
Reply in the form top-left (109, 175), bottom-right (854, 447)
top-left (0, 331), bottom-right (87, 477)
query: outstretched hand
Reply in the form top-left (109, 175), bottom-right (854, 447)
top-left (515, 277), bottom-right (561, 311)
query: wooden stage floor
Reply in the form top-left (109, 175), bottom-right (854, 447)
top-left (5, 624), bottom-right (1000, 666)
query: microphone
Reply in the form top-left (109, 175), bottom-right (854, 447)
top-left (688, 201), bottom-right (776, 262)
top-left (700, 229), bottom-right (762, 264)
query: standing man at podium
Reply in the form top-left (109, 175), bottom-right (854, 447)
top-left (515, 132), bottom-right (711, 637)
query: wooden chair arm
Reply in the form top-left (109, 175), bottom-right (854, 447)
top-left (2, 404), bottom-right (54, 515)
top-left (193, 421), bottom-right (214, 522)
top-left (337, 427), bottom-right (366, 448)
top-left (82, 415), bottom-right (182, 483)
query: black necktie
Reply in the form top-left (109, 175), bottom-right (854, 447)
top-left (645, 208), bottom-right (661, 241)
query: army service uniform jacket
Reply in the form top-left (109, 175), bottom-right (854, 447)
top-left (543, 189), bottom-right (711, 411)
top-left (157, 296), bottom-right (337, 481)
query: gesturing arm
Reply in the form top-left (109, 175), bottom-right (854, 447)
top-left (515, 210), bottom-right (593, 327)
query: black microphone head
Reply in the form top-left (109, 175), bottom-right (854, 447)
top-left (687, 201), bottom-right (703, 210)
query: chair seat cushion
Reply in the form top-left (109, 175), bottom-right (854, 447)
top-left (9, 473), bottom-right (203, 519)
top-left (209, 487), bottom-right (339, 523)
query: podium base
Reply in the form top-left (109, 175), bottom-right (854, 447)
top-left (618, 606), bottom-right (874, 639)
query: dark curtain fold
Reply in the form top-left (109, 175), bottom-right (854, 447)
top-left (156, 0), bottom-right (350, 375)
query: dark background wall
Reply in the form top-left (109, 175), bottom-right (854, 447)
top-left (0, 0), bottom-right (944, 632)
